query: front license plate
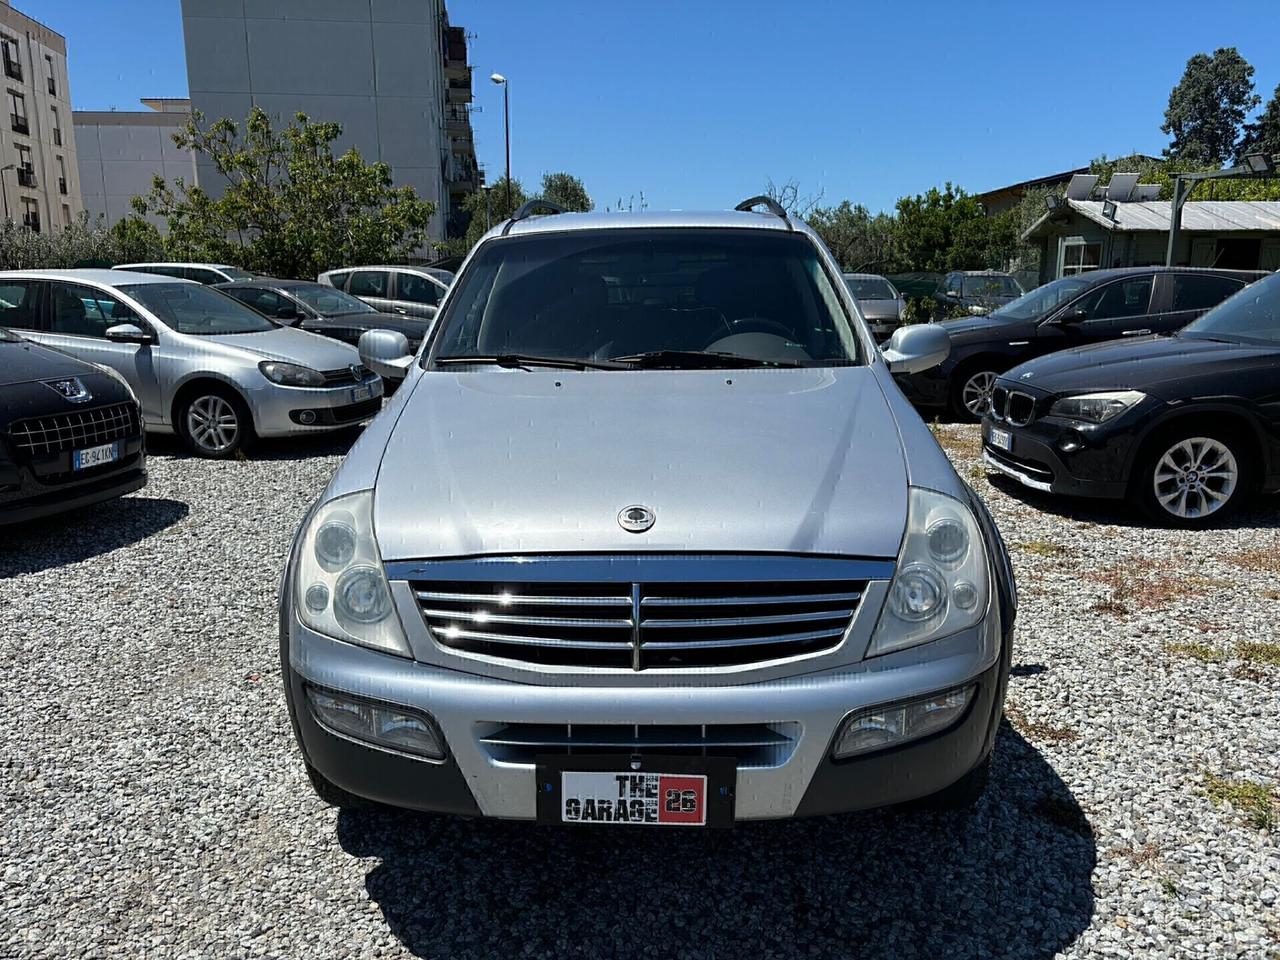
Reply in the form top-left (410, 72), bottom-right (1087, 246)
top-left (350, 384), bottom-right (372, 403)
top-left (536, 755), bottom-right (735, 827)
top-left (72, 441), bottom-right (120, 471)
top-left (988, 427), bottom-right (1012, 452)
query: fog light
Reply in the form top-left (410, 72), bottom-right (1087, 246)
top-left (304, 685), bottom-right (445, 760)
top-left (1058, 431), bottom-right (1084, 454)
top-left (298, 410), bottom-right (318, 425)
top-left (832, 686), bottom-right (974, 760)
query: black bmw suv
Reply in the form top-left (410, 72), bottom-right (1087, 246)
top-left (899, 267), bottom-right (1267, 420)
top-left (0, 326), bottom-right (146, 524)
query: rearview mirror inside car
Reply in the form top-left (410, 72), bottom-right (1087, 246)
top-left (880, 323), bottom-right (950, 375)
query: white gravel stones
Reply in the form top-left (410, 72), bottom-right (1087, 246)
top-left (1, 424), bottom-right (1276, 958)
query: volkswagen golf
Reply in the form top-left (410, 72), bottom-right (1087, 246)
top-left (280, 198), bottom-right (1016, 826)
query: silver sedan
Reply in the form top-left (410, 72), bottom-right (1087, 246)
top-left (0, 269), bottom-right (383, 458)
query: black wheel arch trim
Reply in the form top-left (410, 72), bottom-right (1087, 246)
top-left (1121, 399), bottom-right (1271, 486)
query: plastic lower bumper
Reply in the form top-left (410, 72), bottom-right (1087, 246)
top-left (283, 606), bottom-right (1008, 821)
top-left (982, 418), bottom-right (1130, 499)
top-left (249, 375), bottom-right (385, 438)
top-left (0, 444), bottom-right (147, 525)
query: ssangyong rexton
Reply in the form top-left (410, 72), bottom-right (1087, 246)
top-left (280, 198), bottom-right (1016, 826)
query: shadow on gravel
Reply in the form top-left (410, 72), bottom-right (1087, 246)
top-left (336, 725), bottom-right (1095, 959)
top-left (0, 495), bottom-right (189, 577)
top-left (145, 425), bottom-right (363, 462)
top-left (987, 474), bottom-right (1280, 530)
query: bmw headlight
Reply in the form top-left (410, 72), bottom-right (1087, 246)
top-left (260, 360), bottom-right (326, 387)
top-left (294, 490), bottom-right (409, 656)
top-left (867, 487), bottom-right (989, 657)
top-left (1048, 390), bottom-right (1145, 424)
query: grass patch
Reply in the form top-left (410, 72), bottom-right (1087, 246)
top-left (1237, 641), bottom-right (1280, 666)
top-left (1203, 773), bottom-right (1277, 830)
top-left (1164, 641), bottom-right (1226, 664)
top-left (967, 464), bottom-right (986, 481)
top-left (1227, 547), bottom-right (1280, 577)
top-left (1018, 539), bottom-right (1068, 558)
top-left (1088, 559), bottom-right (1204, 614)
top-left (1005, 705), bottom-right (1079, 743)
top-left (1263, 589), bottom-right (1280, 601)
top-left (1109, 841), bottom-right (1161, 866)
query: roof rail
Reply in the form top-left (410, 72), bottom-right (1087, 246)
top-left (734, 195), bottom-right (792, 228)
top-left (501, 199), bottom-right (568, 236)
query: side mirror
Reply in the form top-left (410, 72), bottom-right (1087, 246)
top-left (944, 289), bottom-right (959, 299)
top-left (359, 328), bottom-right (415, 380)
top-left (104, 323), bottom-right (153, 344)
top-left (881, 323), bottom-right (950, 375)
top-left (1059, 308), bottom-right (1088, 324)
top-left (275, 306), bottom-right (300, 323)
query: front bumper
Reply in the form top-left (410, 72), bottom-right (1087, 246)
top-left (283, 605), bottom-right (1007, 820)
top-left (248, 375), bottom-right (385, 437)
top-left (0, 436), bottom-right (147, 525)
top-left (981, 416), bottom-right (1133, 499)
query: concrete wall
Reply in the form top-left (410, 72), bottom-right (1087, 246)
top-left (74, 110), bottom-right (195, 228)
top-left (180, 0), bottom-right (450, 239)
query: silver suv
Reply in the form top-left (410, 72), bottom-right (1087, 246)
top-left (281, 199), bottom-right (1015, 826)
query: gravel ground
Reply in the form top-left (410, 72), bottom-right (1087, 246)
top-left (2, 424), bottom-right (1277, 959)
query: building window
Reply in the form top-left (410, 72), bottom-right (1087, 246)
top-left (1058, 237), bottom-right (1102, 278)
top-left (1, 36), bottom-right (20, 82)
top-left (51, 105), bottom-right (61, 146)
top-left (44, 54), bottom-right (55, 97)
top-left (8, 90), bottom-right (27, 135)
top-left (22, 197), bottom-right (39, 232)
top-left (16, 142), bottom-right (34, 187)
top-left (57, 155), bottom-right (66, 195)
top-left (62, 204), bottom-right (72, 228)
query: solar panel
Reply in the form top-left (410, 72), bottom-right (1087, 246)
top-left (1065, 174), bottom-right (1099, 200)
top-left (1132, 184), bottom-right (1161, 201)
top-left (1106, 173), bottom-right (1140, 201)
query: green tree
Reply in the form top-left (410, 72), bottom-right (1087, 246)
top-left (134, 107), bottom-right (435, 279)
top-left (456, 176), bottom-right (528, 251)
top-left (539, 171), bottom-right (593, 212)
top-left (1237, 82), bottom-right (1280, 161)
top-left (109, 212), bottom-right (165, 264)
top-left (892, 183), bottom-right (1007, 273)
top-left (807, 200), bottom-right (895, 272)
top-left (1162, 48), bottom-right (1260, 165)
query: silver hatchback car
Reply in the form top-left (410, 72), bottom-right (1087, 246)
top-left (281, 199), bottom-right (1015, 826)
top-left (0, 270), bottom-right (384, 458)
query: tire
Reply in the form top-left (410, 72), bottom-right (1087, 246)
top-left (176, 384), bottom-right (252, 459)
top-left (949, 364), bottom-right (1002, 422)
top-left (305, 761), bottom-right (373, 810)
top-left (1132, 427), bottom-right (1251, 528)
top-left (916, 755), bottom-right (990, 811)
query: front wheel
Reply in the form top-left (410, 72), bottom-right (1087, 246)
top-left (950, 368), bottom-right (1000, 421)
top-left (1134, 431), bottom-right (1249, 527)
top-left (178, 386), bottom-right (251, 458)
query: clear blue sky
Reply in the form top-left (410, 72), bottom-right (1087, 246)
top-left (25, 0), bottom-right (1280, 213)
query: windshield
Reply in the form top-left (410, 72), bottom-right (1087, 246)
top-left (121, 282), bottom-right (276, 336)
top-left (844, 276), bottom-right (897, 300)
top-left (220, 267), bottom-right (256, 281)
top-left (988, 276), bottom-right (1092, 321)
top-left (1182, 273), bottom-right (1280, 345)
top-left (289, 284), bottom-right (378, 315)
top-left (961, 275), bottom-right (1021, 298)
top-left (432, 229), bottom-right (861, 367)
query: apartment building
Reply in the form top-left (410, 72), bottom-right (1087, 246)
top-left (75, 98), bottom-right (195, 228)
top-left (180, 0), bottom-right (477, 241)
top-left (0, 0), bottom-right (81, 231)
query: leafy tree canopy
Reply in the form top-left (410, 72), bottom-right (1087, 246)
top-left (1237, 82), bottom-right (1280, 162)
top-left (540, 172), bottom-right (593, 212)
top-left (1162, 48), bottom-right (1260, 165)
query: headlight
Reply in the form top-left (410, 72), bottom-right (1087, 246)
top-left (294, 490), bottom-right (409, 656)
top-left (259, 360), bottom-right (325, 387)
top-left (866, 487), bottom-right (989, 657)
top-left (1048, 390), bottom-right (1145, 424)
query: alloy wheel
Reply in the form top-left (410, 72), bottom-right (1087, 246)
top-left (1152, 437), bottom-right (1238, 520)
top-left (961, 371), bottom-right (998, 418)
top-left (186, 395), bottom-right (240, 454)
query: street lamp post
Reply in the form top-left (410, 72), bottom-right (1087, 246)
top-left (1165, 152), bottom-right (1278, 265)
top-left (490, 73), bottom-right (510, 216)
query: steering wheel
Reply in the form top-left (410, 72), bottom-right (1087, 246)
top-left (726, 316), bottom-right (794, 339)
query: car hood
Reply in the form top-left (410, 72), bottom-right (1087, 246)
top-left (0, 336), bottom-right (97, 386)
top-left (372, 367), bottom-right (909, 560)
top-left (1005, 334), bottom-right (1278, 396)
top-left (214, 326), bottom-right (361, 368)
top-left (939, 314), bottom-right (1034, 340)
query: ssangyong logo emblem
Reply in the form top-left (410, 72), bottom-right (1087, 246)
top-left (617, 504), bottom-right (656, 533)
top-left (44, 377), bottom-right (91, 403)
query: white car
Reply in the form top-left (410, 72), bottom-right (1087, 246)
top-left (114, 262), bottom-right (256, 285)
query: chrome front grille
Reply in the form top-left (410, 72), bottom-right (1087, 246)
top-left (320, 364), bottom-right (371, 387)
top-left (9, 402), bottom-right (139, 457)
top-left (478, 721), bottom-right (801, 768)
top-left (405, 556), bottom-right (880, 672)
top-left (988, 387), bottom-right (1036, 426)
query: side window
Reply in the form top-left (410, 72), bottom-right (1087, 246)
top-left (186, 268), bottom-right (220, 285)
top-left (225, 287), bottom-right (284, 316)
top-left (349, 270), bottom-right (389, 297)
top-left (1076, 277), bottom-right (1153, 321)
top-left (944, 274), bottom-right (961, 294)
top-left (49, 282), bottom-right (138, 337)
top-left (1171, 274), bottom-right (1243, 312)
top-left (325, 270), bottom-right (352, 290)
top-left (134, 265), bottom-right (178, 278)
top-left (397, 272), bottom-right (441, 306)
top-left (0, 280), bottom-right (41, 330)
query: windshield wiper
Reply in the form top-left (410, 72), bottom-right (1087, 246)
top-left (435, 353), bottom-right (624, 371)
top-left (608, 349), bottom-right (801, 369)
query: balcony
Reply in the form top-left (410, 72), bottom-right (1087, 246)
top-left (4, 56), bottom-right (21, 82)
top-left (17, 166), bottom-right (35, 188)
top-left (447, 75), bottom-right (472, 104)
top-left (52, 128), bottom-right (61, 146)
top-left (450, 134), bottom-right (475, 158)
top-left (23, 212), bottom-right (39, 232)
top-left (443, 25), bottom-right (467, 78)
top-left (11, 113), bottom-right (28, 135)
top-left (47, 77), bottom-right (55, 96)
top-left (58, 177), bottom-right (67, 195)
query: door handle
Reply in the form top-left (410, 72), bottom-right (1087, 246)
top-left (1121, 329), bottom-right (1151, 337)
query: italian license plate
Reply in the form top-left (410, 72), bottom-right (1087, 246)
top-left (72, 441), bottom-right (120, 471)
top-left (536, 755), bottom-right (735, 827)
top-left (350, 384), bottom-right (372, 403)
top-left (988, 427), bottom-right (1012, 452)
